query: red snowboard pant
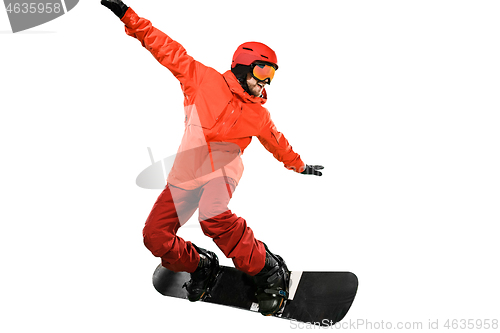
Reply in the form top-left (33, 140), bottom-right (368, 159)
top-left (143, 177), bottom-right (266, 275)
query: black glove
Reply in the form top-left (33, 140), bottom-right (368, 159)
top-left (101, 0), bottom-right (129, 19)
top-left (301, 165), bottom-right (324, 176)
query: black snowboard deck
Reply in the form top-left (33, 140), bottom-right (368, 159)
top-left (153, 264), bottom-right (358, 325)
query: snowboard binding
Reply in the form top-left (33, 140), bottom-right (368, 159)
top-left (183, 245), bottom-right (220, 302)
top-left (252, 244), bottom-right (291, 316)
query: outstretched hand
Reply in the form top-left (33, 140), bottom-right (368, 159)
top-left (101, 0), bottom-right (129, 19)
top-left (301, 165), bottom-right (324, 176)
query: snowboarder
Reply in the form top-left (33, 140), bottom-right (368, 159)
top-left (101, 0), bottom-right (324, 316)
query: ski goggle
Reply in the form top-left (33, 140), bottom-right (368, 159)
top-left (251, 63), bottom-right (276, 84)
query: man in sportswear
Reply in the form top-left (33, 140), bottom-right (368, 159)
top-left (101, 0), bottom-right (323, 316)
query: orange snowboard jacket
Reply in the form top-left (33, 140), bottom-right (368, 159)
top-left (121, 8), bottom-right (305, 189)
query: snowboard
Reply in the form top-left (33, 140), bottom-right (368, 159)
top-left (152, 264), bottom-right (358, 326)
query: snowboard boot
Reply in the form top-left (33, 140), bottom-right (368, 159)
top-left (183, 244), bottom-right (220, 302)
top-left (252, 243), bottom-right (290, 316)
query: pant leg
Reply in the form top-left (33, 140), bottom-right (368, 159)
top-left (198, 177), bottom-right (266, 276)
top-left (143, 184), bottom-right (201, 273)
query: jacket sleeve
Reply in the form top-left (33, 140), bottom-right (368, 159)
top-left (257, 110), bottom-right (306, 173)
top-left (120, 8), bottom-right (206, 95)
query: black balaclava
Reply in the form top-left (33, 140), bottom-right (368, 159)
top-left (231, 64), bottom-right (252, 95)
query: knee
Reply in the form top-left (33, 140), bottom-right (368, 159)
top-left (198, 211), bottom-right (243, 240)
top-left (142, 224), bottom-right (175, 258)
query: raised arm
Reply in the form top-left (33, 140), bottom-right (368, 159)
top-left (101, 0), bottom-right (207, 94)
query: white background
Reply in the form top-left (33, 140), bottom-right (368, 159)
top-left (1, 1), bottom-right (499, 332)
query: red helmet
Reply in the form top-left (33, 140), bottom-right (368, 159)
top-left (231, 42), bottom-right (278, 70)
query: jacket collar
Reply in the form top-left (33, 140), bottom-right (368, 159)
top-left (223, 70), bottom-right (267, 105)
